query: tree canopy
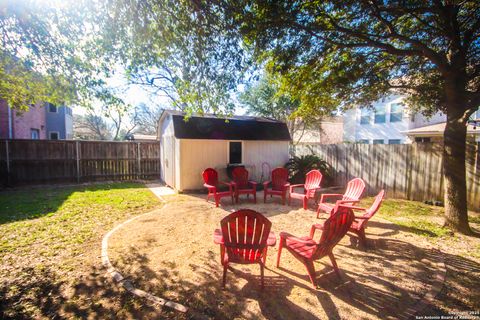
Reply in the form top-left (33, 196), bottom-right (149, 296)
top-left (0, 0), bottom-right (119, 111)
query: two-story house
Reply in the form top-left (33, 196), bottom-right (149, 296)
top-left (0, 99), bottom-right (73, 140)
top-left (45, 103), bottom-right (73, 140)
top-left (343, 94), bottom-right (448, 144)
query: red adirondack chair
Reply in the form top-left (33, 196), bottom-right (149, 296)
top-left (343, 190), bottom-right (385, 246)
top-left (202, 168), bottom-right (234, 207)
top-left (231, 167), bottom-right (257, 203)
top-left (277, 204), bottom-right (354, 287)
top-left (317, 178), bottom-right (365, 218)
top-left (263, 167), bottom-right (290, 205)
top-left (289, 170), bottom-right (323, 209)
top-left (213, 209), bottom-right (276, 288)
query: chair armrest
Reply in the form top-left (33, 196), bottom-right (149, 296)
top-left (309, 223), bottom-right (324, 238)
top-left (279, 232), bottom-right (314, 244)
top-left (289, 184), bottom-right (304, 192)
top-left (220, 181), bottom-right (233, 192)
top-left (319, 194), bottom-right (343, 203)
top-left (290, 184), bottom-right (304, 188)
top-left (249, 181), bottom-right (258, 186)
top-left (263, 181), bottom-right (271, 187)
top-left (306, 186), bottom-right (323, 191)
top-left (354, 216), bottom-right (369, 220)
top-left (336, 199), bottom-right (360, 205)
top-left (283, 183), bottom-right (291, 191)
top-left (338, 204), bottom-right (366, 211)
top-left (203, 183), bottom-right (216, 191)
top-left (213, 228), bottom-right (224, 244)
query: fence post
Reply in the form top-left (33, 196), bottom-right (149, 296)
top-left (5, 140), bottom-right (10, 185)
top-left (76, 141), bottom-right (81, 183)
top-left (137, 142), bottom-right (141, 180)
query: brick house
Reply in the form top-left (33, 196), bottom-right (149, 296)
top-left (0, 99), bottom-right (73, 140)
top-left (0, 99), bottom-right (47, 139)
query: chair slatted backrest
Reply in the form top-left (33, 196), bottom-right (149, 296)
top-left (232, 167), bottom-right (250, 189)
top-left (343, 178), bottom-right (366, 201)
top-left (202, 168), bottom-right (218, 187)
top-left (357, 190), bottom-right (385, 229)
top-left (313, 205), bottom-right (354, 259)
top-left (271, 167), bottom-right (289, 191)
top-left (305, 170), bottom-right (323, 198)
top-left (220, 209), bottom-right (272, 263)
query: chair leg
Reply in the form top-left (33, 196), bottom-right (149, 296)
top-left (328, 253), bottom-right (341, 278)
top-left (220, 245), bottom-right (225, 266)
top-left (222, 263), bottom-right (228, 288)
top-left (253, 191), bottom-right (257, 203)
top-left (264, 191), bottom-right (267, 203)
top-left (215, 196), bottom-right (220, 207)
top-left (288, 192), bottom-right (291, 206)
top-left (260, 262), bottom-right (265, 289)
top-left (276, 238), bottom-right (284, 267)
top-left (303, 197), bottom-right (308, 210)
top-left (262, 248), bottom-right (268, 265)
top-left (304, 260), bottom-right (317, 288)
top-left (316, 206), bottom-right (322, 218)
top-left (358, 228), bottom-right (367, 247)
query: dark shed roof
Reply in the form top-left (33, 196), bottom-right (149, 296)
top-left (165, 111), bottom-right (291, 141)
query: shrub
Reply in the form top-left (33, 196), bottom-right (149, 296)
top-left (285, 155), bottom-right (333, 186)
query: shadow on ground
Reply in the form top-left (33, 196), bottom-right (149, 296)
top-left (1, 236), bottom-right (479, 319)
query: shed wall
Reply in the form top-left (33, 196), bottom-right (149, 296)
top-left (179, 139), bottom-right (228, 191)
top-left (159, 115), bottom-right (180, 188)
top-left (178, 139), bottom-right (290, 191)
top-left (243, 140), bottom-right (290, 182)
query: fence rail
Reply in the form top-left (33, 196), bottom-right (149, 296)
top-left (295, 143), bottom-right (480, 211)
top-left (0, 140), bottom-right (160, 186)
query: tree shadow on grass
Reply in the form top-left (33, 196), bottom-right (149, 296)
top-left (0, 182), bottom-right (149, 225)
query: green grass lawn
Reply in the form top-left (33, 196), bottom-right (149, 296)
top-left (0, 185), bottom-right (479, 319)
top-left (0, 183), bottom-right (165, 319)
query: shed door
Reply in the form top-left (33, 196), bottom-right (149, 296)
top-left (161, 135), bottom-right (176, 188)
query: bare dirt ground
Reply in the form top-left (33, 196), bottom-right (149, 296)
top-left (107, 192), bottom-right (464, 320)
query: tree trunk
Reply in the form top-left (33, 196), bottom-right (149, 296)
top-left (443, 110), bottom-right (472, 234)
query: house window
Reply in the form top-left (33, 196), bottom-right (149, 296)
top-left (49, 132), bottom-right (59, 140)
top-left (390, 103), bottom-right (404, 122)
top-left (48, 103), bottom-right (57, 113)
top-left (31, 129), bottom-right (40, 140)
top-left (388, 139), bottom-right (401, 144)
top-left (415, 137), bottom-right (431, 143)
top-left (229, 142), bottom-right (242, 164)
top-left (358, 139), bottom-right (369, 144)
top-left (360, 109), bottom-right (371, 124)
top-left (374, 105), bottom-right (386, 123)
top-left (373, 139), bottom-right (384, 144)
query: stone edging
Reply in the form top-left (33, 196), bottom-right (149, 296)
top-left (101, 202), bottom-right (447, 318)
top-left (101, 200), bottom-right (189, 314)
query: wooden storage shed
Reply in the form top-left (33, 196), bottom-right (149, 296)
top-left (158, 110), bottom-right (291, 191)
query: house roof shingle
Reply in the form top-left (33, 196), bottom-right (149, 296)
top-left (163, 110), bottom-right (291, 141)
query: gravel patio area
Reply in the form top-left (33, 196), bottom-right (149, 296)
top-left (106, 192), bottom-right (446, 319)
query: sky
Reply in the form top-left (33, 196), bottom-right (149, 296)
top-left (73, 71), bottom-right (248, 117)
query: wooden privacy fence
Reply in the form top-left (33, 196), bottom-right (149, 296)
top-left (0, 140), bottom-right (160, 186)
top-left (295, 143), bottom-right (480, 211)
